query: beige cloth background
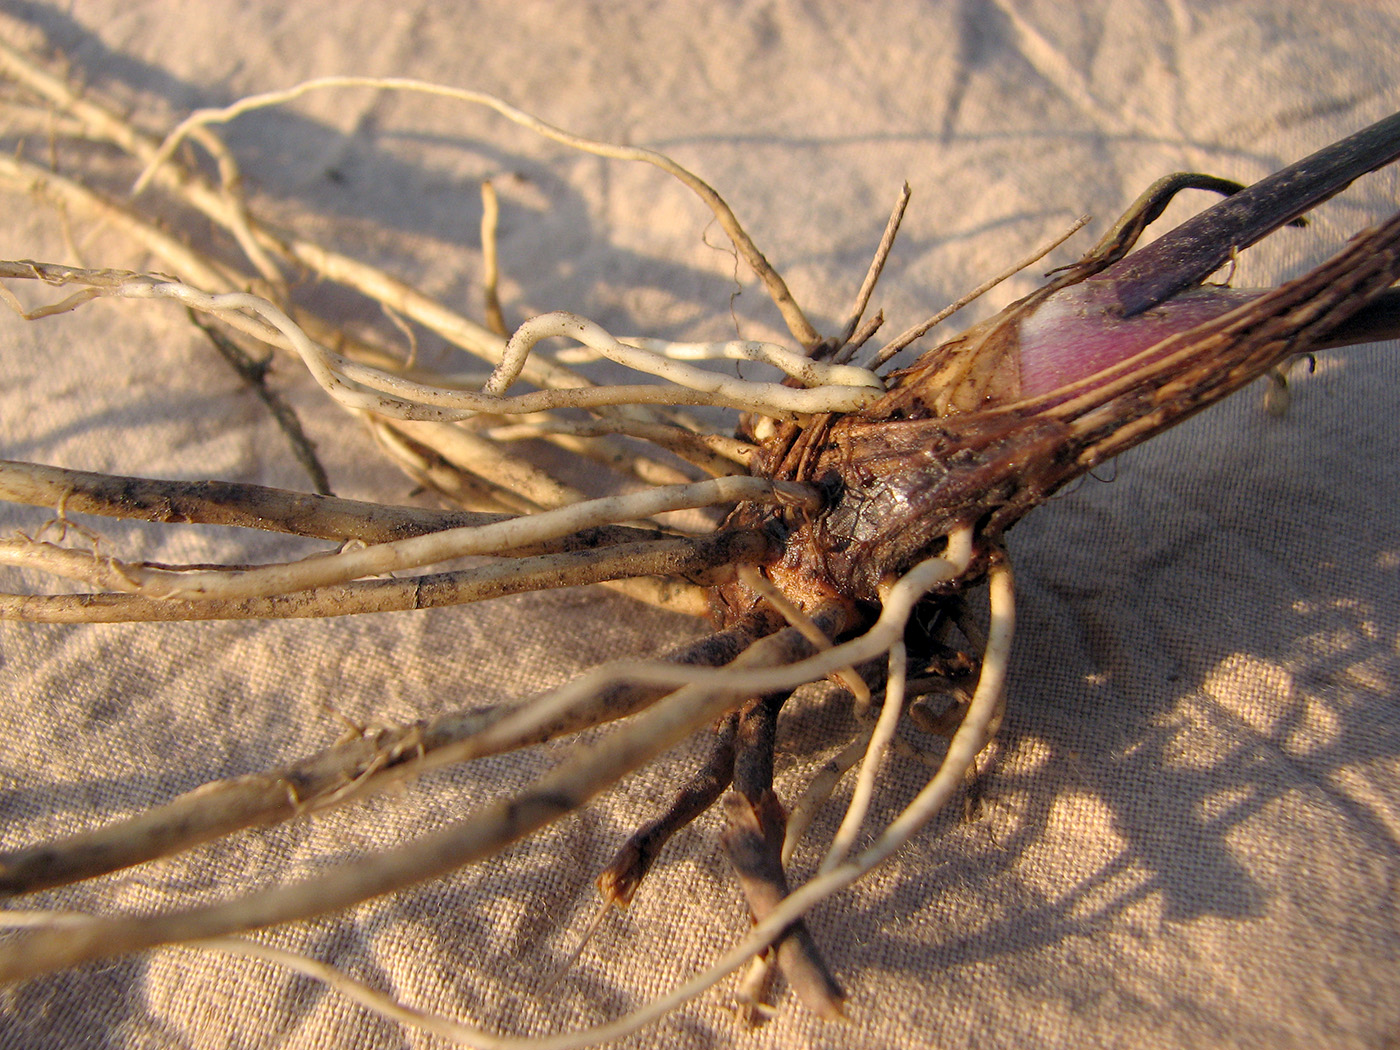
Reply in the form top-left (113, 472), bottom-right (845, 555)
top-left (1, 2), bottom-right (1398, 1048)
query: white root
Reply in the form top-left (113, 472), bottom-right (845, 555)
top-left (782, 724), bottom-right (875, 866)
top-left (0, 531), bottom-right (976, 981)
top-left (135, 75), bottom-right (824, 350)
top-left (420, 525), bottom-right (973, 775)
top-left (475, 417), bottom-right (755, 477)
top-left (594, 553), bottom-right (1015, 1047)
top-left (483, 312), bottom-right (881, 411)
top-left (0, 40), bottom-right (880, 508)
top-left (558, 335), bottom-right (880, 389)
top-left (817, 638), bottom-right (908, 875)
top-left (0, 547), bottom-right (1011, 1049)
top-left (2, 267), bottom-right (881, 422)
top-left (377, 418), bottom-right (593, 510)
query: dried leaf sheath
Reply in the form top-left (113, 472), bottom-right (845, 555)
top-left (718, 210), bottom-right (1400, 612)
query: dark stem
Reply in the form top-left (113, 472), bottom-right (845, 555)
top-left (1102, 110), bottom-right (1400, 316)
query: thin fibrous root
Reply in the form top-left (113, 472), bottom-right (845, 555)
top-left (817, 637), bottom-right (908, 876)
top-left (0, 620), bottom-right (765, 897)
top-left (0, 549), bottom-right (1011, 1049)
top-left (476, 417), bottom-right (755, 478)
top-left (0, 265), bottom-right (883, 420)
top-left (736, 564), bottom-right (869, 702)
top-left (831, 181), bottom-right (911, 361)
top-left (0, 43), bottom-right (884, 523)
top-left (0, 534), bottom-right (976, 989)
top-left (0, 530), bottom-right (767, 624)
top-left (598, 552), bottom-right (1014, 1046)
top-left (133, 74), bottom-right (825, 349)
top-left (0, 460), bottom-right (655, 551)
top-left (3, 39), bottom-right (808, 409)
top-left (782, 723), bottom-right (875, 867)
top-left (0, 613), bottom-right (843, 983)
top-left (0, 476), bottom-right (816, 601)
top-left (555, 335), bottom-right (878, 391)
top-left (186, 312), bottom-right (332, 495)
top-left (868, 214), bottom-right (1090, 369)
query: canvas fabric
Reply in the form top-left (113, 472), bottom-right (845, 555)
top-left (0, 3), bottom-right (1397, 1048)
